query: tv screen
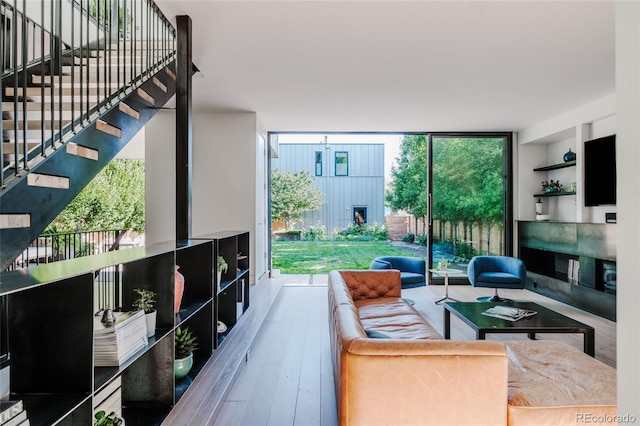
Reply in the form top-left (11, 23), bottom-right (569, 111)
top-left (584, 134), bottom-right (616, 206)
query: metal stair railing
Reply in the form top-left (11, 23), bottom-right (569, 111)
top-left (1, 0), bottom-right (176, 187)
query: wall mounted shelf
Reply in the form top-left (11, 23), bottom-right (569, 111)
top-left (533, 191), bottom-right (577, 197)
top-left (533, 160), bottom-right (576, 172)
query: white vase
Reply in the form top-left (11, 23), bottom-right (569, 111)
top-left (145, 310), bottom-right (157, 338)
top-left (217, 271), bottom-right (222, 291)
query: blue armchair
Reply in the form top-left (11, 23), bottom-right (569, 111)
top-left (370, 256), bottom-right (426, 288)
top-left (467, 256), bottom-right (527, 302)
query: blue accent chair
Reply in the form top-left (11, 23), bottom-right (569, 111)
top-left (370, 256), bottom-right (426, 288)
top-left (467, 256), bottom-right (527, 302)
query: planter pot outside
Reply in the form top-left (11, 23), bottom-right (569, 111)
top-left (145, 310), bottom-right (157, 338)
top-left (174, 352), bottom-right (194, 379)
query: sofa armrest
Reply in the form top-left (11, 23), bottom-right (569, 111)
top-left (337, 270), bottom-right (402, 300)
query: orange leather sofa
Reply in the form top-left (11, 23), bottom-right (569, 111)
top-left (328, 270), bottom-right (617, 426)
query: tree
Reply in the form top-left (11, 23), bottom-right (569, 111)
top-left (50, 159), bottom-right (145, 232)
top-left (271, 169), bottom-right (324, 229)
top-left (386, 135), bottom-right (427, 219)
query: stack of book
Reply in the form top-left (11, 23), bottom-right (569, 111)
top-left (94, 310), bottom-right (148, 366)
top-left (0, 400), bottom-right (29, 426)
top-left (482, 306), bottom-right (537, 322)
top-left (568, 259), bottom-right (580, 283)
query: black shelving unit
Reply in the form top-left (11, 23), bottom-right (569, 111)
top-left (533, 191), bottom-right (577, 197)
top-left (0, 232), bottom-right (250, 425)
top-left (533, 160), bottom-right (576, 172)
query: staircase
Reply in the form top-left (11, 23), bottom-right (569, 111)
top-left (1, 0), bottom-right (178, 269)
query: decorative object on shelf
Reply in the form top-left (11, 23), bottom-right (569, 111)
top-left (237, 252), bottom-right (247, 273)
top-left (571, 182), bottom-right (577, 192)
top-left (100, 308), bottom-right (117, 328)
top-left (535, 214), bottom-right (551, 221)
top-left (535, 198), bottom-right (543, 215)
top-left (175, 326), bottom-right (198, 379)
top-left (217, 256), bottom-right (228, 290)
top-left (94, 410), bottom-right (124, 426)
top-left (174, 265), bottom-right (185, 313)
top-left (217, 320), bottom-right (227, 334)
top-left (541, 179), bottom-right (564, 193)
top-left (133, 288), bottom-right (157, 338)
top-left (563, 148), bottom-right (576, 162)
top-left (437, 259), bottom-right (449, 271)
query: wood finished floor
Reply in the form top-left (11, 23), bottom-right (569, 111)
top-left (212, 275), bottom-right (616, 426)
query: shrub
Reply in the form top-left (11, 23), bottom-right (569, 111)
top-left (333, 223), bottom-right (388, 241)
top-left (415, 234), bottom-right (428, 247)
top-left (303, 225), bottom-right (327, 241)
top-left (402, 233), bottom-right (415, 243)
top-left (455, 242), bottom-right (477, 260)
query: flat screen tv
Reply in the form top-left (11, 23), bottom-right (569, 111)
top-left (584, 134), bottom-right (616, 206)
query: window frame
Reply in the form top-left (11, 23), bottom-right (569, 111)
top-left (335, 151), bottom-right (349, 176)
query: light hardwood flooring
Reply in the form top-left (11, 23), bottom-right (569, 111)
top-left (212, 275), bottom-right (616, 426)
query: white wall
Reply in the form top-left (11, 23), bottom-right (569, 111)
top-left (516, 96), bottom-right (616, 224)
top-left (145, 110), bottom-right (269, 284)
top-left (616, 0), bottom-right (640, 418)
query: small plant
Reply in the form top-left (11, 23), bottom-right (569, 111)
top-left (303, 225), bottom-right (327, 241)
top-left (402, 233), bottom-right (415, 243)
top-left (94, 410), bottom-right (123, 426)
top-left (217, 256), bottom-right (228, 274)
top-left (415, 234), bottom-right (429, 247)
top-left (175, 326), bottom-right (199, 359)
top-left (437, 259), bottom-right (450, 270)
top-left (132, 288), bottom-right (156, 314)
top-left (541, 179), bottom-right (564, 193)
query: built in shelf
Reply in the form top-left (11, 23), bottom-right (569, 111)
top-left (533, 160), bottom-right (576, 172)
top-left (534, 191), bottom-right (576, 197)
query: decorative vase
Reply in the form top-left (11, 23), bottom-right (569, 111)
top-left (563, 148), bottom-right (576, 162)
top-left (174, 352), bottom-right (193, 379)
top-left (145, 310), bottom-right (157, 338)
top-left (175, 265), bottom-right (185, 313)
top-left (217, 271), bottom-right (222, 291)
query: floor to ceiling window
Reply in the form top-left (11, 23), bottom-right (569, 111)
top-left (427, 133), bottom-right (512, 284)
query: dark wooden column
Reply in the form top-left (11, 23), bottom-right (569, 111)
top-left (176, 15), bottom-right (192, 240)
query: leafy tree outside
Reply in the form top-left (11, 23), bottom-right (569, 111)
top-left (271, 169), bottom-right (324, 229)
top-left (50, 159), bottom-right (145, 232)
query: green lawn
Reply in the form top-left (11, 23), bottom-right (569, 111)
top-left (271, 240), bottom-right (423, 274)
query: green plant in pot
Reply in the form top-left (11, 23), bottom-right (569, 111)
top-left (217, 256), bottom-right (228, 290)
top-left (175, 326), bottom-right (198, 379)
top-left (94, 410), bottom-right (123, 426)
top-left (133, 288), bottom-right (157, 338)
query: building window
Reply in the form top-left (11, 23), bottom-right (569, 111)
top-left (353, 207), bottom-right (367, 224)
top-left (335, 151), bottom-right (348, 176)
top-left (315, 151), bottom-right (322, 176)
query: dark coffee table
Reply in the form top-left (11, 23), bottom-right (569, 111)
top-left (443, 301), bottom-right (595, 356)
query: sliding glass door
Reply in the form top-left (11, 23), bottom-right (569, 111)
top-left (427, 133), bottom-right (512, 284)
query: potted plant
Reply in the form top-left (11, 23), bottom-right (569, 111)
top-left (174, 326), bottom-right (198, 379)
top-left (94, 410), bottom-right (124, 426)
top-left (217, 256), bottom-right (228, 290)
top-left (133, 288), bottom-right (157, 338)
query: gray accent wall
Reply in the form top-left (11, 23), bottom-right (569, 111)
top-left (272, 143), bottom-right (385, 233)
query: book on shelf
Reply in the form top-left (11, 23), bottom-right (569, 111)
top-left (482, 306), bottom-right (537, 322)
top-left (568, 259), bottom-right (580, 283)
top-left (0, 409), bottom-right (28, 426)
top-left (94, 310), bottom-right (148, 366)
top-left (0, 400), bottom-right (23, 424)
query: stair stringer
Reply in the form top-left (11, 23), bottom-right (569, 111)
top-left (0, 62), bottom-right (177, 270)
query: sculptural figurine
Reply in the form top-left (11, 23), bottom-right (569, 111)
top-left (101, 308), bottom-right (117, 327)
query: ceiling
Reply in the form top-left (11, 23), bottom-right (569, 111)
top-left (154, 1), bottom-right (615, 133)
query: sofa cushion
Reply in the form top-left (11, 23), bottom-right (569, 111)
top-left (401, 271), bottom-right (425, 284)
top-left (505, 340), bottom-right (616, 426)
top-left (370, 258), bottom-right (392, 270)
top-left (477, 271), bottom-right (521, 284)
top-left (355, 297), bottom-right (443, 340)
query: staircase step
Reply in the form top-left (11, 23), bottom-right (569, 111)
top-left (2, 142), bottom-right (40, 154)
top-left (3, 101), bottom-right (76, 111)
top-left (2, 109), bottom-right (74, 120)
top-left (136, 88), bottom-right (154, 106)
top-left (27, 173), bottom-right (69, 189)
top-left (33, 73), bottom-right (134, 85)
top-left (66, 142), bottom-right (98, 161)
top-left (119, 102), bottom-right (140, 120)
top-left (6, 86), bottom-right (114, 97)
top-left (3, 119), bottom-right (72, 130)
top-left (96, 120), bottom-right (121, 138)
top-left (0, 214), bottom-right (30, 229)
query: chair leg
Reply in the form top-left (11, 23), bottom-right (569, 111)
top-left (476, 288), bottom-right (513, 303)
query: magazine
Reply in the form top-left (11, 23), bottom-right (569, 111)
top-left (482, 306), bottom-right (537, 322)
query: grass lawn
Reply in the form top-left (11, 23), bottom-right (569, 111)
top-left (272, 240), bottom-right (423, 274)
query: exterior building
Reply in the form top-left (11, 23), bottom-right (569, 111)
top-left (271, 143), bottom-right (385, 233)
